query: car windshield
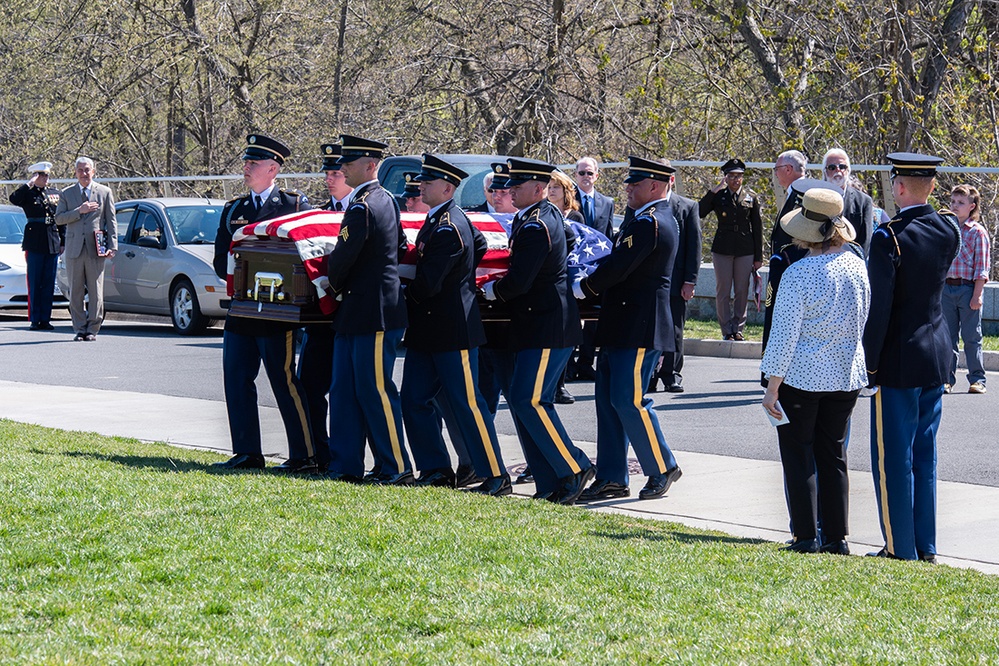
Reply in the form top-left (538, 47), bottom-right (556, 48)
top-left (164, 205), bottom-right (222, 244)
top-left (0, 210), bottom-right (27, 244)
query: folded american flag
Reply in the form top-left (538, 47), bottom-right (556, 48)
top-left (228, 210), bottom-right (611, 315)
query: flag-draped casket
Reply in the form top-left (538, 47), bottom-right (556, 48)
top-left (226, 209), bottom-right (608, 322)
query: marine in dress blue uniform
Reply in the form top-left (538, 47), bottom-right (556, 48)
top-left (9, 162), bottom-right (63, 330)
top-left (864, 153), bottom-right (961, 562)
top-left (211, 134), bottom-right (315, 472)
top-left (574, 156), bottom-right (682, 501)
top-left (400, 154), bottom-right (512, 496)
top-left (481, 158), bottom-right (591, 504)
top-left (325, 135), bottom-right (412, 484)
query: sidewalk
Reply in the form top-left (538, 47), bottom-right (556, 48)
top-left (3, 378), bottom-right (997, 576)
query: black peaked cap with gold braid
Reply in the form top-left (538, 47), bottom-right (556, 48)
top-left (624, 155), bottom-right (676, 183)
top-left (413, 154), bottom-right (468, 186)
top-left (242, 134), bottom-right (291, 164)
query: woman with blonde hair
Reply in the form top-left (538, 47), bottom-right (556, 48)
top-left (548, 170), bottom-right (585, 223)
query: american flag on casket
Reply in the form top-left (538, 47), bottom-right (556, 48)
top-left (228, 209), bottom-right (611, 317)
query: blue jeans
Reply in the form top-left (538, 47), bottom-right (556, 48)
top-left (941, 283), bottom-right (985, 385)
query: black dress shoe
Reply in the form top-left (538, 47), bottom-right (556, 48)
top-left (638, 466), bottom-right (682, 500)
top-left (211, 453), bottom-right (266, 470)
top-left (466, 475), bottom-right (513, 497)
top-left (38, 322), bottom-right (55, 331)
top-left (578, 479), bottom-right (630, 502)
top-left (272, 457), bottom-right (319, 475)
top-left (723, 333), bottom-right (734, 341)
top-left (866, 546), bottom-right (904, 560)
top-left (781, 538), bottom-right (820, 553)
top-left (455, 464), bottom-right (484, 488)
top-left (29, 322), bottom-right (41, 330)
top-left (665, 383), bottom-right (684, 393)
top-left (73, 333), bottom-right (85, 341)
top-left (532, 489), bottom-right (554, 500)
top-left (363, 469), bottom-right (382, 483)
top-left (553, 466), bottom-right (596, 505)
top-left (515, 467), bottom-right (534, 484)
top-left (322, 470), bottom-right (364, 484)
top-left (918, 550), bottom-right (938, 564)
top-left (818, 540), bottom-right (850, 555)
top-left (415, 468), bottom-right (456, 488)
top-left (555, 386), bottom-right (575, 404)
top-left (369, 471), bottom-right (415, 486)
top-left (732, 332), bottom-right (746, 341)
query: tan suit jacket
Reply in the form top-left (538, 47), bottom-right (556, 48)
top-left (54, 182), bottom-right (117, 258)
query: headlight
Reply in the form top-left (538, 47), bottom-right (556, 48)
top-left (0, 262), bottom-right (11, 271)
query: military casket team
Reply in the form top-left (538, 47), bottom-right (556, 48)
top-left (16, 132), bottom-right (964, 560)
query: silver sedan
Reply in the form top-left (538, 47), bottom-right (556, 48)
top-left (58, 198), bottom-right (227, 334)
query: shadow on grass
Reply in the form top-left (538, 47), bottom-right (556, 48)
top-left (53, 449), bottom-right (265, 475)
top-left (591, 525), bottom-right (767, 546)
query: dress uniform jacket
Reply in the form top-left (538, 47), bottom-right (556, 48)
top-left (405, 199), bottom-right (488, 352)
top-left (493, 199), bottom-right (581, 351)
top-left (327, 182), bottom-right (408, 335)
top-left (580, 199), bottom-right (679, 351)
top-left (213, 188), bottom-right (310, 336)
top-left (699, 186), bottom-right (762, 261)
top-left (864, 204), bottom-right (961, 388)
top-left (10, 184), bottom-right (62, 254)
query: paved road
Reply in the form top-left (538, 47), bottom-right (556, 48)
top-left (2, 311), bottom-right (996, 488)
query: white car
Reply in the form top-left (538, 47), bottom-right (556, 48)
top-left (0, 204), bottom-right (68, 309)
top-left (57, 198), bottom-right (228, 335)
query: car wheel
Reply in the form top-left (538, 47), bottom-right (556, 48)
top-left (170, 278), bottom-right (208, 335)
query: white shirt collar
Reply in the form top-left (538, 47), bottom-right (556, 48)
top-left (334, 189), bottom-right (354, 208)
top-left (251, 184), bottom-right (275, 202)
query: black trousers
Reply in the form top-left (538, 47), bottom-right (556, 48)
top-left (776, 383), bottom-right (859, 542)
top-left (654, 292), bottom-right (686, 386)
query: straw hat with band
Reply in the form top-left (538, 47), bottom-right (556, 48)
top-left (780, 187), bottom-right (856, 244)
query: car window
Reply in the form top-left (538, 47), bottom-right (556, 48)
top-left (0, 210), bottom-right (26, 244)
top-left (127, 210), bottom-right (164, 245)
top-left (380, 159), bottom-right (422, 196)
top-left (456, 168), bottom-right (491, 209)
top-left (115, 208), bottom-right (136, 243)
top-left (164, 205), bottom-right (221, 244)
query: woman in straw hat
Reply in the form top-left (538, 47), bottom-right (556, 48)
top-left (760, 187), bottom-right (870, 555)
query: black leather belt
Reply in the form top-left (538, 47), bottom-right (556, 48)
top-left (945, 278), bottom-right (974, 287)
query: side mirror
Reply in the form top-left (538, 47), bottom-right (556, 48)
top-left (136, 235), bottom-right (164, 249)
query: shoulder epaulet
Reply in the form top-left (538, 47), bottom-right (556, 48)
top-left (938, 208), bottom-right (956, 217)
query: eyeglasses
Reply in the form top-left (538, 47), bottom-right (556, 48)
top-left (576, 170), bottom-right (595, 176)
top-left (486, 189), bottom-right (496, 194)
top-left (773, 164), bottom-right (789, 171)
top-left (825, 164), bottom-right (849, 172)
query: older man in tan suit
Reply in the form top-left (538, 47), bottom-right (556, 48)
top-left (55, 157), bottom-right (117, 341)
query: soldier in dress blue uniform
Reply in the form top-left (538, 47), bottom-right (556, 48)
top-left (295, 142), bottom-right (353, 473)
top-left (573, 156), bottom-right (683, 501)
top-left (324, 135), bottom-right (413, 485)
top-left (9, 162), bottom-right (63, 331)
top-left (864, 152), bottom-right (961, 562)
top-left (211, 134), bottom-right (316, 472)
top-left (481, 157), bottom-right (592, 504)
top-left (400, 154), bottom-right (512, 496)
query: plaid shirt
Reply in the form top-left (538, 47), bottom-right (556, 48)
top-left (947, 219), bottom-right (991, 282)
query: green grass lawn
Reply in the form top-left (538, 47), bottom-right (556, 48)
top-left (2, 420), bottom-right (997, 664)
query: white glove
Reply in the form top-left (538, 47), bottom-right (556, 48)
top-left (482, 281), bottom-right (498, 301)
top-left (860, 386), bottom-right (878, 398)
top-left (572, 278), bottom-right (586, 300)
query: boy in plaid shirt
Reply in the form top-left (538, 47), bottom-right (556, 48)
top-left (942, 184), bottom-right (990, 394)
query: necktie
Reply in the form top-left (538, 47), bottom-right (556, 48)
top-left (584, 195), bottom-right (594, 224)
top-left (334, 201), bottom-right (343, 212)
top-left (81, 187), bottom-right (89, 201)
top-left (254, 195), bottom-right (262, 211)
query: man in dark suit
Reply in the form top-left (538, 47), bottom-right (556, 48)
top-left (769, 150), bottom-right (808, 256)
top-left (211, 134), bottom-right (316, 472)
top-left (573, 156), bottom-right (615, 238)
top-left (401, 154), bottom-right (512, 496)
top-left (865, 153), bottom-right (960, 563)
top-left (822, 148), bottom-right (874, 253)
top-left (575, 156), bottom-right (683, 502)
top-left (325, 135), bottom-right (412, 485)
top-left (54, 157), bottom-right (117, 341)
top-left (649, 161), bottom-right (700, 392)
top-left (481, 157), bottom-right (591, 504)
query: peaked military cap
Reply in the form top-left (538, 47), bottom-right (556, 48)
top-left (721, 158), bottom-right (746, 174)
top-left (28, 161), bottom-right (53, 175)
top-left (790, 178), bottom-right (839, 196)
top-left (623, 155), bottom-right (676, 183)
top-left (505, 157), bottom-right (556, 186)
top-left (490, 162), bottom-right (512, 189)
top-left (320, 143), bottom-right (342, 171)
top-left (413, 154), bottom-right (468, 186)
top-left (401, 172), bottom-right (422, 198)
top-left (337, 135), bottom-right (388, 163)
top-left (887, 152), bottom-right (944, 178)
top-left (242, 134), bottom-right (290, 164)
